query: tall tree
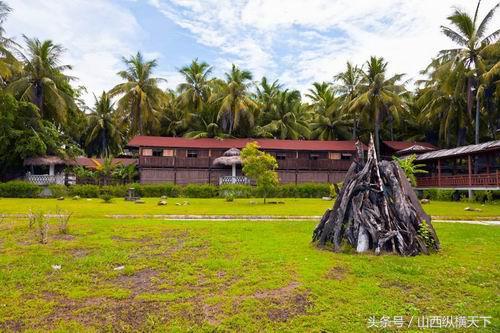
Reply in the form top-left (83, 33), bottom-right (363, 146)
top-left (0, 1), bottom-right (19, 84)
top-left (85, 92), bottom-right (123, 157)
top-left (213, 64), bottom-right (257, 135)
top-left (109, 52), bottom-right (166, 136)
top-left (178, 59), bottom-right (212, 114)
top-left (439, 0), bottom-right (500, 144)
top-left (8, 37), bottom-right (75, 126)
top-left (333, 62), bottom-right (363, 138)
top-left (349, 56), bottom-right (406, 155)
top-left (255, 89), bottom-right (310, 140)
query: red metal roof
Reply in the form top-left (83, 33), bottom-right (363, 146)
top-left (383, 141), bottom-right (437, 152)
top-left (127, 136), bottom-right (364, 152)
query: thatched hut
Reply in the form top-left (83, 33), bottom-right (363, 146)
top-left (213, 148), bottom-right (242, 178)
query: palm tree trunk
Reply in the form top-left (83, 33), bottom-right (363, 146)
top-left (35, 82), bottom-right (44, 117)
top-left (137, 97), bottom-right (143, 135)
top-left (475, 92), bottom-right (480, 144)
top-left (466, 76), bottom-right (473, 118)
top-left (374, 109), bottom-right (380, 159)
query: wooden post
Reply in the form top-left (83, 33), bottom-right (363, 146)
top-left (467, 155), bottom-right (472, 187)
top-left (437, 159), bottom-right (441, 187)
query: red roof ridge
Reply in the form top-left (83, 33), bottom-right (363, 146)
top-left (127, 135), bottom-right (365, 152)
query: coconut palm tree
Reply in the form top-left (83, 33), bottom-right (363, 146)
top-left (213, 64), bottom-right (257, 135)
top-left (160, 90), bottom-right (186, 137)
top-left (306, 82), bottom-right (336, 116)
top-left (85, 92), bottom-right (123, 157)
top-left (7, 37), bottom-right (74, 126)
top-left (178, 59), bottom-right (212, 114)
top-left (109, 52), bottom-right (166, 136)
top-left (439, 0), bottom-right (500, 144)
top-left (0, 1), bottom-right (19, 84)
top-left (255, 89), bottom-right (310, 140)
top-left (333, 62), bottom-right (363, 138)
top-left (349, 56), bottom-right (406, 155)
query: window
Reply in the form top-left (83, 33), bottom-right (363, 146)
top-left (309, 153), bottom-right (319, 160)
top-left (341, 153), bottom-right (352, 160)
top-left (187, 150), bottom-right (198, 158)
top-left (276, 153), bottom-right (286, 160)
top-left (163, 149), bottom-right (174, 157)
top-left (328, 152), bottom-right (341, 160)
top-left (142, 148), bottom-right (153, 156)
top-left (152, 149), bottom-right (163, 157)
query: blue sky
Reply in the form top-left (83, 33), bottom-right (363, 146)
top-left (5, 0), bottom-right (498, 104)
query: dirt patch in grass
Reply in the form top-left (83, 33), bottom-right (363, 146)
top-left (111, 235), bottom-right (152, 243)
top-left (41, 295), bottom-right (169, 330)
top-left (112, 268), bottom-right (159, 297)
top-left (267, 291), bottom-right (311, 322)
top-left (70, 248), bottom-right (89, 258)
top-left (53, 234), bottom-right (76, 241)
top-left (235, 282), bottom-right (313, 323)
top-left (325, 266), bottom-right (348, 280)
top-left (380, 280), bottom-right (412, 290)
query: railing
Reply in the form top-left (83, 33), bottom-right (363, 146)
top-left (140, 156), bottom-right (353, 171)
top-left (219, 176), bottom-right (250, 185)
top-left (26, 174), bottom-right (65, 185)
top-left (417, 172), bottom-right (500, 188)
top-left (277, 159), bottom-right (352, 171)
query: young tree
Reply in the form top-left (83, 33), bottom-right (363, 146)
top-left (393, 154), bottom-right (428, 186)
top-left (241, 142), bottom-right (279, 204)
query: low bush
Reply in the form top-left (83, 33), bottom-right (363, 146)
top-left (0, 181), bottom-right (41, 198)
top-left (219, 184), bottom-right (255, 198)
top-left (473, 190), bottom-right (493, 203)
top-left (134, 183), bottom-right (180, 198)
top-left (183, 184), bottom-right (218, 198)
top-left (48, 184), bottom-right (68, 198)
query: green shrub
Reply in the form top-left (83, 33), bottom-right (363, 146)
top-left (135, 183), bottom-right (180, 197)
top-left (48, 184), bottom-right (68, 198)
top-left (474, 190), bottom-right (493, 203)
top-left (436, 189), bottom-right (455, 201)
top-left (219, 184), bottom-right (255, 198)
top-left (100, 193), bottom-right (113, 203)
top-left (68, 184), bottom-right (100, 198)
top-left (0, 181), bottom-right (41, 198)
top-left (182, 184), bottom-right (218, 198)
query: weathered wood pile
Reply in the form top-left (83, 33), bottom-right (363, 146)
top-left (313, 136), bottom-right (440, 256)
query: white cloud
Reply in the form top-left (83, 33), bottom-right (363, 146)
top-left (151, 0), bottom-right (499, 93)
top-left (5, 0), bottom-right (144, 105)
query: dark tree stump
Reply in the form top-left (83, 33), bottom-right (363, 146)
top-left (313, 136), bottom-right (440, 256)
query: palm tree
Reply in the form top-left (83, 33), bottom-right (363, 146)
top-left (109, 52), bottom-right (166, 136)
top-left (85, 92), bottom-right (123, 157)
top-left (8, 37), bottom-right (74, 125)
top-left (255, 89), bottom-right (310, 139)
top-left (178, 59), bottom-right (212, 114)
top-left (160, 90), bottom-right (186, 137)
top-left (440, 0), bottom-right (500, 144)
top-left (418, 58), bottom-right (469, 147)
top-left (306, 82), bottom-right (336, 116)
top-left (0, 1), bottom-right (19, 84)
top-left (349, 56), bottom-right (406, 155)
top-left (213, 64), bottom-right (257, 135)
top-left (333, 62), bottom-right (363, 138)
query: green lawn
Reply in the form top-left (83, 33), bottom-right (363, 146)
top-left (0, 198), bottom-right (499, 219)
top-left (0, 217), bottom-right (498, 332)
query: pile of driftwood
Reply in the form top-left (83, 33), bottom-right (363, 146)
top-left (313, 136), bottom-right (440, 256)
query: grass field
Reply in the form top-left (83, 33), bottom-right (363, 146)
top-left (0, 198), bottom-right (499, 219)
top-left (0, 215), bottom-right (499, 332)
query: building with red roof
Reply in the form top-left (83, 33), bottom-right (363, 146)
top-left (127, 136), bottom-right (365, 185)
